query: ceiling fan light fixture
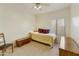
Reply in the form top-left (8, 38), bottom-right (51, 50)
top-left (34, 3), bottom-right (42, 10)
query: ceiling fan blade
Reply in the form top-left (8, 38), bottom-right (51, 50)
top-left (33, 3), bottom-right (50, 6)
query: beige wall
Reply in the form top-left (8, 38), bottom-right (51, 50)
top-left (0, 6), bottom-right (36, 43)
top-left (36, 7), bottom-right (71, 37)
top-left (70, 4), bottom-right (79, 44)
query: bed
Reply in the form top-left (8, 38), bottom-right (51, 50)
top-left (29, 32), bottom-right (56, 47)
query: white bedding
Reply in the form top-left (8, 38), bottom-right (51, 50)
top-left (30, 32), bottom-right (56, 47)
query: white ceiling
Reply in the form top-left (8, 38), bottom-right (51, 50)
top-left (0, 3), bottom-right (70, 14)
top-left (26, 3), bottom-right (70, 14)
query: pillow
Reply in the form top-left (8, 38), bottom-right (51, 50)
top-left (38, 28), bottom-right (49, 34)
top-left (38, 28), bottom-right (43, 33)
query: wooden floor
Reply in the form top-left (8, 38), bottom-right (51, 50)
top-left (0, 41), bottom-right (59, 56)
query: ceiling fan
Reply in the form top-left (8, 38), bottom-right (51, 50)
top-left (34, 3), bottom-right (49, 10)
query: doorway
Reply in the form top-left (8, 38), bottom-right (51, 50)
top-left (56, 18), bottom-right (65, 43)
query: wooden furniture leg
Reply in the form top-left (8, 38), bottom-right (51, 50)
top-left (2, 49), bottom-right (5, 56)
top-left (12, 44), bottom-right (13, 53)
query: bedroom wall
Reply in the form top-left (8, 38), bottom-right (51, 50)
top-left (0, 5), bottom-right (36, 43)
top-left (36, 7), bottom-right (71, 37)
top-left (70, 4), bottom-right (79, 44)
